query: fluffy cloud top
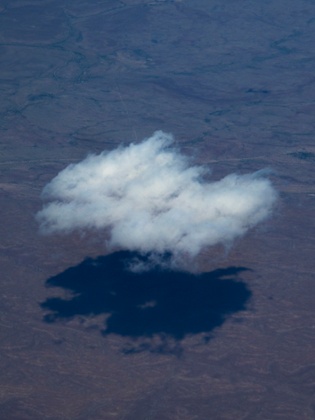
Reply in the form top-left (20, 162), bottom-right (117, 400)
top-left (37, 131), bottom-right (277, 268)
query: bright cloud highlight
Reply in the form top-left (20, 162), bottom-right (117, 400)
top-left (36, 131), bottom-right (277, 269)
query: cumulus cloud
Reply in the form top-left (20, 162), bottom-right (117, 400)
top-left (36, 131), bottom-right (277, 270)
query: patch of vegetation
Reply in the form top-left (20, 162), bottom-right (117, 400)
top-left (289, 151), bottom-right (315, 161)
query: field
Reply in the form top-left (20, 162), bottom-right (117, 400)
top-left (0, 0), bottom-right (315, 418)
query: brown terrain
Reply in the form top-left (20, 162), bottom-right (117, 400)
top-left (0, 0), bottom-right (315, 419)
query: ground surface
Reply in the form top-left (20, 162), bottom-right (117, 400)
top-left (0, 0), bottom-right (315, 419)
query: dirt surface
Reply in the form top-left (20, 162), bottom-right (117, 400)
top-left (0, 0), bottom-right (315, 419)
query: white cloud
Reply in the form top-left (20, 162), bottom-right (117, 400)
top-left (36, 131), bottom-right (277, 269)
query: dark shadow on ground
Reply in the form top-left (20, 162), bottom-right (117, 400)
top-left (41, 251), bottom-right (252, 353)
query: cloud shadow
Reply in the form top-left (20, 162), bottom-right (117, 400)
top-left (41, 251), bottom-right (252, 353)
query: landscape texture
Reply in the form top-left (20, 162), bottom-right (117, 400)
top-left (0, 0), bottom-right (315, 419)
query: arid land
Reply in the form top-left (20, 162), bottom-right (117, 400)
top-left (0, 1), bottom-right (315, 419)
